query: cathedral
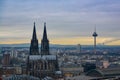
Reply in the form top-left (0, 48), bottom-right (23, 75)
top-left (27, 22), bottom-right (60, 79)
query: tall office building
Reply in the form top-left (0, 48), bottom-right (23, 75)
top-left (76, 44), bottom-right (81, 53)
top-left (2, 53), bottom-right (10, 66)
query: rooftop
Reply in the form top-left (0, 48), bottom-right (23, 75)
top-left (29, 55), bottom-right (56, 60)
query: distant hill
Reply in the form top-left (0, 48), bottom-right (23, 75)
top-left (0, 43), bottom-right (76, 47)
top-left (0, 43), bottom-right (120, 48)
top-left (0, 43), bottom-right (30, 47)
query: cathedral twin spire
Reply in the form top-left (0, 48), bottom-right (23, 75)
top-left (41, 22), bottom-right (49, 55)
top-left (30, 22), bottom-right (49, 55)
top-left (32, 22), bottom-right (37, 40)
top-left (43, 22), bottom-right (48, 40)
top-left (30, 22), bottom-right (39, 55)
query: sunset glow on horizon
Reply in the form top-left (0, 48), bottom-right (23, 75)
top-left (0, 0), bottom-right (120, 45)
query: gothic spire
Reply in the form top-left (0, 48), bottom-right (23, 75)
top-left (41, 22), bottom-right (49, 55)
top-left (32, 22), bottom-right (37, 40)
top-left (43, 22), bottom-right (48, 40)
top-left (30, 22), bottom-right (39, 55)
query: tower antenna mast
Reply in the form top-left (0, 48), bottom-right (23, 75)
top-left (92, 26), bottom-right (98, 54)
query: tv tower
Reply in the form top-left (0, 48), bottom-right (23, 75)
top-left (92, 27), bottom-right (98, 54)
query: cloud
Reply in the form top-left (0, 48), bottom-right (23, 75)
top-left (0, 0), bottom-right (120, 44)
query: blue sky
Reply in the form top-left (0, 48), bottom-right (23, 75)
top-left (0, 0), bottom-right (120, 44)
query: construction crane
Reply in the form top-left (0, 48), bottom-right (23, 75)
top-left (102, 39), bottom-right (120, 45)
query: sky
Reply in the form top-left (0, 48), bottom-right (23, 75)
top-left (0, 0), bottom-right (120, 45)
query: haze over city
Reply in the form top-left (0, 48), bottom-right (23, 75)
top-left (1, 1), bottom-right (120, 80)
top-left (0, 0), bottom-right (120, 45)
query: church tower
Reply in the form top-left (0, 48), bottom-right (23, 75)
top-left (28, 22), bottom-right (61, 79)
top-left (41, 22), bottom-right (49, 55)
top-left (30, 22), bottom-right (39, 55)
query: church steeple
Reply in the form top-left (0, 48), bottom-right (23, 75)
top-left (41, 22), bottom-right (49, 55)
top-left (32, 22), bottom-right (37, 40)
top-left (43, 22), bottom-right (48, 40)
top-left (30, 22), bottom-right (39, 55)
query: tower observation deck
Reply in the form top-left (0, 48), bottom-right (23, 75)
top-left (92, 27), bottom-right (98, 54)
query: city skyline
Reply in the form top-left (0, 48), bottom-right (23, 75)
top-left (0, 0), bottom-right (120, 45)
